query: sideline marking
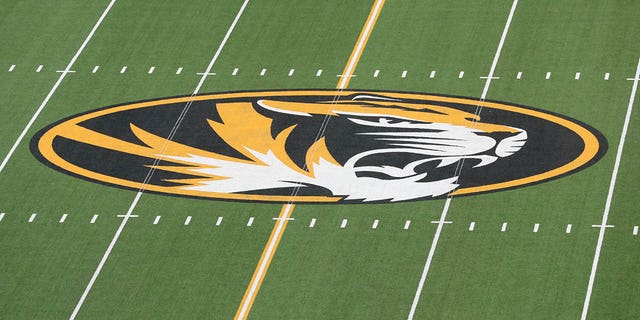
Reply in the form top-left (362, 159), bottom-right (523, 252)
top-left (566, 224), bottom-right (572, 234)
top-left (8, 64), bottom-right (15, 72)
top-left (309, 218), bottom-right (316, 228)
top-left (372, 219), bottom-right (379, 229)
top-left (148, 66), bottom-right (155, 74)
top-left (581, 57), bottom-right (640, 320)
top-left (120, 66), bottom-right (127, 74)
top-left (501, 222), bottom-right (508, 232)
top-left (216, 216), bottom-right (224, 226)
top-left (184, 216), bottom-right (192, 225)
top-left (316, 69), bottom-right (323, 77)
top-left (90, 214), bottom-right (98, 224)
top-left (247, 217), bottom-right (254, 227)
top-left (288, 68), bottom-right (294, 76)
top-left (176, 67), bottom-right (183, 75)
top-left (604, 72), bottom-right (610, 80)
top-left (92, 66), bottom-right (99, 74)
top-left (401, 70), bottom-right (407, 78)
top-left (260, 68), bottom-right (266, 76)
top-left (234, 1), bottom-right (385, 319)
top-left (429, 70), bottom-right (436, 78)
top-left (29, 213), bottom-right (37, 223)
top-left (59, 214), bottom-right (68, 224)
top-left (153, 215), bottom-right (160, 225)
top-left (340, 218), bottom-right (348, 229)
top-left (516, 71), bottom-right (522, 79)
top-left (373, 69), bottom-right (380, 77)
top-left (533, 223), bottom-right (540, 233)
top-left (468, 222), bottom-right (475, 231)
top-left (404, 220), bottom-right (411, 230)
top-left (36, 65), bottom-right (43, 73)
top-left (232, 67), bottom-right (238, 76)
top-left (407, 1), bottom-right (518, 319)
top-left (69, 1), bottom-right (251, 319)
top-left (633, 226), bottom-right (638, 236)
top-left (0, 0), bottom-right (116, 175)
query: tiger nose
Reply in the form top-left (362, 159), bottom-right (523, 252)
top-left (495, 130), bottom-right (527, 157)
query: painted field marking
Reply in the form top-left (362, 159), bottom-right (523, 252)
top-left (545, 71), bottom-right (551, 79)
top-left (148, 66), bottom-right (155, 74)
top-left (372, 219), bottom-right (379, 229)
top-left (260, 68), bottom-right (266, 76)
top-left (90, 214), bottom-right (98, 224)
top-left (575, 72), bottom-right (581, 80)
top-left (468, 222), bottom-right (475, 231)
top-left (28, 213), bottom-right (37, 223)
top-left (176, 67), bottom-right (183, 75)
top-left (92, 66), bottom-right (99, 74)
top-left (36, 65), bottom-right (43, 73)
top-left (516, 71), bottom-right (522, 79)
top-left (458, 71), bottom-right (464, 79)
top-left (235, 2), bottom-right (385, 319)
top-left (184, 216), bottom-right (192, 225)
top-left (288, 68), bottom-right (294, 76)
top-left (373, 69), bottom-right (380, 77)
top-left (59, 214), bottom-right (68, 224)
top-left (401, 70), bottom-right (407, 78)
top-left (116, 214), bottom-right (138, 218)
top-left (429, 70), bottom-right (436, 78)
top-left (404, 220), bottom-right (411, 230)
top-left (70, 1), bottom-right (251, 318)
top-left (316, 69), bottom-right (323, 77)
top-left (604, 72), bottom-right (610, 80)
top-left (8, 64), bottom-right (15, 72)
top-left (232, 67), bottom-right (238, 75)
top-left (340, 219), bottom-right (348, 229)
top-left (0, 0), bottom-right (116, 175)
top-left (56, 69), bottom-right (76, 74)
top-left (153, 215), bottom-right (161, 225)
top-left (247, 217), bottom-right (254, 227)
top-left (408, 2), bottom-right (518, 319)
top-left (533, 223), bottom-right (540, 233)
top-left (0, 212), bottom-right (5, 222)
top-left (633, 226), bottom-right (638, 236)
top-left (216, 216), bottom-right (224, 226)
top-left (581, 57), bottom-right (640, 320)
top-left (501, 222), bottom-right (508, 232)
top-left (566, 224), bottom-right (572, 234)
top-left (309, 218), bottom-right (316, 228)
top-left (196, 72), bottom-right (216, 76)
top-left (119, 66), bottom-right (127, 74)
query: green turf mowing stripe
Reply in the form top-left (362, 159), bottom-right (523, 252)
top-left (408, 1), bottom-right (519, 318)
top-left (581, 57), bottom-right (640, 320)
top-left (0, 0), bottom-right (116, 174)
top-left (68, 1), bottom-right (252, 318)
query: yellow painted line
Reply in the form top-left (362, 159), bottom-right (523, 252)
top-left (233, 1), bottom-right (385, 319)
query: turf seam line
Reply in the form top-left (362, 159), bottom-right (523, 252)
top-left (0, 0), bottom-right (116, 175)
top-left (580, 56), bottom-right (640, 320)
top-left (68, 1), bottom-right (251, 318)
top-left (407, 1), bottom-right (519, 319)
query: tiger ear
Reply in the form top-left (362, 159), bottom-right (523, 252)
top-left (255, 99), bottom-right (313, 117)
top-left (348, 94), bottom-right (401, 102)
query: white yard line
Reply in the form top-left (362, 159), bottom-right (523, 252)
top-left (580, 57), bottom-right (640, 320)
top-left (0, 0), bottom-right (116, 175)
top-left (407, 1), bottom-right (519, 319)
top-left (68, 1), bottom-right (251, 319)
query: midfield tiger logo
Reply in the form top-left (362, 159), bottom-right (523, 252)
top-left (32, 90), bottom-right (606, 203)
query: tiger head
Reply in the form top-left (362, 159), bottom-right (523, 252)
top-left (149, 94), bottom-right (527, 202)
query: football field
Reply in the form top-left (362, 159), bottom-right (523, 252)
top-left (1, 0), bottom-right (639, 319)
